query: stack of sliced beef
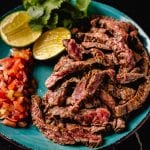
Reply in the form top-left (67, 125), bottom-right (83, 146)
top-left (31, 16), bottom-right (150, 148)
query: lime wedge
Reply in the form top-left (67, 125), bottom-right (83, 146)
top-left (0, 11), bottom-right (42, 47)
top-left (33, 27), bottom-right (71, 60)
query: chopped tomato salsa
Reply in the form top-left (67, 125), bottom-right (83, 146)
top-left (0, 49), bottom-right (36, 127)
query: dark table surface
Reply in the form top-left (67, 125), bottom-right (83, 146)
top-left (0, 0), bottom-right (150, 150)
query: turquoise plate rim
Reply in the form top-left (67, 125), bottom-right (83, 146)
top-left (0, 1), bottom-right (150, 150)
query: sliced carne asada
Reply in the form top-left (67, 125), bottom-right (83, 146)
top-left (45, 54), bottom-right (106, 89)
top-left (116, 72), bottom-right (146, 84)
top-left (83, 97), bottom-right (102, 109)
top-left (65, 124), bottom-right (103, 148)
top-left (104, 53), bottom-right (119, 66)
top-left (31, 95), bottom-right (103, 148)
top-left (44, 105), bottom-right (110, 126)
top-left (77, 31), bottom-right (109, 43)
top-left (99, 90), bottom-right (116, 111)
top-left (31, 15), bottom-right (150, 148)
top-left (63, 40), bottom-right (106, 61)
top-left (115, 77), bottom-right (150, 117)
top-left (44, 106), bottom-right (73, 122)
top-left (106, 38), bottom-right (136, 71)
top-left (139, 49), bottom-right (149, 75)
top-left (75, 108), bottom-right (110, 126)
top-left (81, 41), bottom-right (111, 50)
top-left (82, 48), bottom-right (105, 60)
top-left (31, 95), bottom-right (77, 145)
top-left (69, 69), bottom-right (115, 112)
top-left (117, 87), bottom-right (136, 104)
top-left (111, 118), bottom-right (126, 132)
top-left (53, 56), bottom-right (74, 72)
top-left (63, 39), bottom-right (84, 61)
top-left (96, 16), bottom-right (136, 40)
top-left (43, 77), bottom-right (79, 110)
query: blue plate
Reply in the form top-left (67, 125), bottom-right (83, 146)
top-left (0, 1), bottom-right (150, 150)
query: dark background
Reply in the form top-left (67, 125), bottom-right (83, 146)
top-left (0, 0), bottom-right (150, 150)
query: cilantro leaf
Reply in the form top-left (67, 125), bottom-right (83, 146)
top-left (41, 0), bottom-right (66, 25)
top-left (28, 6), bottom-right (44, 19)
top-left (23, 0), bottom-right (91, 30)
top-left (29, 19), bottom-right (44, 31)
top-left (23, 0), bottom-right (41, 8)
top-left (76, 0), bottom-right (91, 16)
top-left (46, 13), bottom-right (59, 29)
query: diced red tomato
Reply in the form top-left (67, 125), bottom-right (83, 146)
top-left (12, 48), bottom-right (31, 60)
top-left (0, 90), bottom-right (7, 99)
top-left (8, 79), bottom-right (18, 90)
top-left (2, 118), bottom-right (16, 127)
top-left (0, 49), bottom-right (33, 127)
top-left (0, 57), bottom-right (14, 69)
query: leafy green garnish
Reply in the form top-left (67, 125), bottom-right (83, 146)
top-left (23, 0), bottom-right (91, 31)
top-left (76, 0), bottom-right (91, 16)
top-left (28, 5), bottom-right (44, 19)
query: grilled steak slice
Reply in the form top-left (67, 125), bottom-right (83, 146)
top-left (129, 30), bottom-right (149, 75)
top-left (133, 51), bottom-right (143, 63)
top-left (43, 78), bottom-right (79, 112)
top-left (31, 15), bottom-right (150, 148)
top-left (31, 95), bottom-right (77, 145)
top-left (105, 53), bottom-right (119, 66)
top-left (64, 39), bottom-right (107, 61)
top-left (53, 56), bottom-right (74, 72)
top-left (83, 97), bottom-right (102, 109)
top-left (75, 17), bottom-right (136, 71)
top-left (31, 95), bottom-right (44, 127)
top-left (69, 69), bottom-right (115, 112)
top-left (63, 39), bottom-right (84, 61)
top-left (75, 108), bottom-right (110, 126)
top-left (99, 90), bottom-right (116, 111)
top-left (103, 82), bottom-right (136, 102)
top-left (140, 49), bottom-right (149, 75)
top-left (96, 16), bottom-right (136, 40)
top-left (45, 55), bottom-right (105, 89)
top-left (81, 41), bottom-right (110, 50)
top-left (90, 15), bottom-right (136, 32)
top-left (44, 106), bottom-right (110, 126)
top-left (77, 31), bottom-right (109, 43)
top-left (106, 38), bottom-right (135, 71)
top-left (115, 77), bottom-right (150, 117)
top-left (71, 70), bottom-right (104, 103)
top-left (129, 29), bottom-right (147, 52)
top-left (111, 118), bottom-right (126, 132)
top-left (44, 106), bottom-right (73, 122)
top-left (116, 72), bottom-right (146, 84)
top-left (116, 87), bottom-right (136, 105)
top-left (65, 124), bottom-right (103, 148)
top-left (31, 95), bottom-right (103, 148)
top-left (82, 48), bottom-right (105, 60)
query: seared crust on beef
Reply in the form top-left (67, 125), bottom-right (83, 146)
top-left (45, 56), bottom-right (105, 89)
top-left (43, 77), bottom-right (79, 110)
top-left (31, 15), bottom-right (150, 148)
top-left (115, 77), bottom-right (150, 117)
top-left (99, 90), bottom-right (116, 111)
top-left (31, 95), bottom-right (103, 147)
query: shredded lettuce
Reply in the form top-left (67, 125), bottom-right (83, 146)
top-left (23, 0), bottom-right (91, 31)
